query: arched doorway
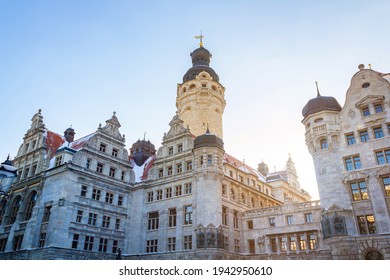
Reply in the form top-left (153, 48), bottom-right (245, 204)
top-left (364, 249), bottom-right (384, 260)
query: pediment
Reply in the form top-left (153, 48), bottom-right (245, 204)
top-left (355, 95), bottom-right (384, 108)
top-left (375, 165), bottom-right (390, 178)
top-left (342, 170), bottom-right (369, 183)
top-left (322, 204), bottom-right (349, 214)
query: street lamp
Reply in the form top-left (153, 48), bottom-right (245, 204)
top-left (0, 156), bottom-right (17, 199)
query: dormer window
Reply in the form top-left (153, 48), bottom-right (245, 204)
top-left (100, 143), bottom-right (107, 152)
top-left (168, 147), bottom-right (173, 156)
top-left (361, 106), bottom-right (370, 117)
top-left (112, 148), bottom-right (118, 157)
top-left (55, 155), bottom-right (63, 167)
top-left (374, 103), bottom-right (384, 113)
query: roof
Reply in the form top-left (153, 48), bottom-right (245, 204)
top-left (223, 153), bottom-right (266, 183)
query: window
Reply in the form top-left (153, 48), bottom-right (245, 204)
top-left (168, 208), bottom-right (177, 227)
top-left (72, 234), bottom-right (79, 249)
top-left (383, 176), bottom-right (390, 197)
top-left (118, 195), bottom-right (123, 206)
top-left (146, 239), bottom-right (158, 253)
top-left (167, 166), bottom-right (173, 176)
top-left (233, 210), bottom-right (239, 229)
top-left (280, 237), bottom-right (287, 252)
top-left (99, 238), bottom-right (108, 252)
top-left (0, 200), bottom-right (7, 225)
top-left (230, 189), bottom-right (236, 200)
top-left (175, 185), bottom-right (182, 196)
top-left (357, 215), bottom-right (376, 234)
top-left (183, 235), bottom-right (192, 250)
top-left (375, 149), bottom-right (390, 165)
top-left (112, 240), bottom-right (119, 253)
top-left (121, 171), bottom-right (125, 181)
top-left (99, 143), bottom-right (106, 152)
top-left (186, 161), bottom-right (192, 171)
top-left (13, 235), bottom-right (24, 251)
top-left (234, 239), bottom-right (240, 253)
top-left (168, 237), bottom-right (176, 251)
top-left (24, 167), bottom-right (29, 179)
top-left (76, 210), bottom-right (83, 223)
top-left (222, 184), bottom-right (227, 196)
top-left (42, 205), bottom-right (51, 223)
top-left (359, 130), bottom-right (369, 142)
top-left (350, 181), bottom-right (369, 201)
top-left (92, 188), bottom-right (101, 200)
top-left (102, 215), bottom-right (111, 228)
top-left (84, 235), bottom-right (94, 251)
top-left (8, 196), bottom-right (21, 225)
top-left (299, 236), bottom-right (307, 251)
top-left (165, 187), bottom-right (172, 198)
top-left (207, 154), bottom-right (213, 165)
top-left (373, 126), bottom-right (384, 139)
top-left (320, 139), bottom-right (328, 149)
top-left (184, 205), bottom-right (193, 225)
top-left (156, 189), bottom-right (163, 200)
top-left (31, 164), bottom-right (37, 176)
top-left (86, 158), bottom-right (91, 169)
top-left (38, 232), bottom-right (46, 248)
top-left (24, 191), bottom-right (37, 221)
top-left (80, 185), bottom-right (87, 197)
top-left (88, 213), bottom-right (97, 226)
top-left (0, 238), bottom-right (8, 252)
top-left (112, 148), bottom-right (118, 157)
top-left (158, 169), bottom-right (163, 178)
top-left (168, 147), bottom-right (173, 155)
top-left (115, 218), bottom-right (121, 230)
top-left (346, 133), bottom-right (356, 145)
top-left (222, 206), bottom-right (228, 226)
top-left (105, 192), bottom-right (114, 204)
top-left (148, 212), bottom-right (159, 230)
top-left (55, 155), bottom-right (63, 167)
top-left (345, 155), bottom-right (361, 171)
top-left (286, 215), bottom-right (294, 225)
top-left (270, 238), bottom-right (277, 252)
top-left (374, 103), bottom-right (384, 113)
top-left (185, 183), bottom-right (192, 194)
top-left (96, 163), bottom-right (104, 174)
top-left (309, 235), bottom-right (316, 250)
top-left (247, 220), bottom-right (254, 229)
top-left (289, 237), bottom-right (297, 251)
top-left (176, 163), bottom-right (182, 174)
top-left (305, 213), bottom-right (313, 223)
top-left (109, 167), bottom-right (116, 178)
top-left (362, 106), bottom-right (370, 117)
top-left (25, 143), bottom-right (30, 153)
top-left (147, 191), bottom-right (154, 202)
top-left (269, 217), bottom-right (276, 226)
top-left (177, 144), bottom-right (183, 152)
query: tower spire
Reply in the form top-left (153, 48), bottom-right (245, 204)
top-left (315, 81), bottom-right (321, 97)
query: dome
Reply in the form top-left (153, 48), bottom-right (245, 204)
top-left (302, 95), bottom-right (342, 118)
top-left (130, 139), bottom-right (156, 166)
top-left (182, 46), bottom-right (219, 82)
top-left (194, 128), bottom-right (224, 150)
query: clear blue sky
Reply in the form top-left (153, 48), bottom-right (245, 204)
top-left (1, 0), bottom-right (390, 199)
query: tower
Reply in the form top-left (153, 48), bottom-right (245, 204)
top-left (176, 40), bottom-right (226, 138)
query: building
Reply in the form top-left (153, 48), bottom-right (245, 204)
top-left (0, 42), bottom-right (388, 260)
top-left (302, 65), bottom-right (390, 259)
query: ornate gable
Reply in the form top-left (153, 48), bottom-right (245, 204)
top-left (98, 112), bottom-right (125, 142)
top-left (165, 114), bottom-right (189, 138)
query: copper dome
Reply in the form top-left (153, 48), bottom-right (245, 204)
top-left (302, 95), bottom-right (342, 118)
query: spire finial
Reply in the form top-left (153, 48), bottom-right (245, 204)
top-left (143, 131), bottom-right (146, 141)
top-left (195, 31), bottom-right (204, 47)
top-left (315, 81), bottom-right (321, 97)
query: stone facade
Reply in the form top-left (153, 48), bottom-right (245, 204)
top-left (1, 45), bottom-right (388, 260)
top-left (302, 64), bottom-right (390, 259)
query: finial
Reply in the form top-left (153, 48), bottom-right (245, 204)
top-left (358, 64), bottom-right (365, 71)
top-left (315, 81), bottom-right (321, 97)
top-left (206, 122), bottom-right (210, 134)
top-left (368, 63), bottom-right (372, 70)
top-left (143, 131), bottom-right (146, 141)
top-left (38, 109), bottom-right (42, 114)
top-left (113, 111), bottom-right (116, 116)
top-left (195, 31), bottom-right (204, 47)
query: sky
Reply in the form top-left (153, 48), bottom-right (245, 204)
top-left (1, 0), bottom-right (390, 200)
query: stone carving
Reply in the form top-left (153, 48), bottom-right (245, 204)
top-left (348, 109), bottom-right (356, 119)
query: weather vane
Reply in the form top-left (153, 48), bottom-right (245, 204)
top-left (195, 31), bottom-right (204, 47)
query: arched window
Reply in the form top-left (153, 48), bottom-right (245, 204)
top-left (365, 250), bottom-right (384, 260)
top-left (320, 139), bottom-right (328, 150)
top-left (0, 200), bottom-right (7, 225)
top-left (8, 196), bottom-right (21, 225)
top-left (24, 191), bottom-right (37, 221)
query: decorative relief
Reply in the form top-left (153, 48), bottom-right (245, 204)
top-left (348, 109), bottom-right (356, 119)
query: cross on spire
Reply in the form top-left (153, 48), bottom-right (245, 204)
top-left (195, 31), bottom-right (204, 47)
